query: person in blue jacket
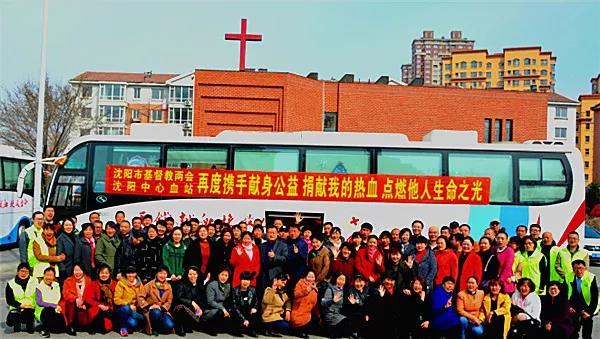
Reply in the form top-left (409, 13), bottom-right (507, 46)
top-left (430, 276), bottom-right (461, 338)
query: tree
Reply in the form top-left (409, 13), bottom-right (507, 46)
top-left (0, 79), bottom-right (86, 159)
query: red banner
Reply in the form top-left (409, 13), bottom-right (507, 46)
top-left (105, 166), bottom-right (491, 205)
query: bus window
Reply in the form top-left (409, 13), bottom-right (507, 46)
top-left (520, 186), bottom-right (567, 204)
top-left (64, 145), bottom-right (87, 170)
top-left (234, 148), bottom-right (299, 172)
top-left (518, 157), bottom-right (568, 204)
top-left (377, 150), bottom-right (442, 175)
top-left (93, 144), bottom-right (161, 193)
top-left (166, 147), bottom-right (227, 169)
top-left (519, 158), bottom-right (541, 181)
top-left (0, 160), bottom-right (4, 189)
top-left (449, 152), bottom-right (513, 203)
top-left (51, 175), bottom-right (85, 207)
top-left (2, 159), bottom-right (20, 190)
top-left (306, 149), bottom-right (370, 174)
top-left (542, 159), bottom-right (566, 181)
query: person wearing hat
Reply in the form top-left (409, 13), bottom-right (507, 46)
top-left (173, 266), bottom-right (205, 336)
top-left (5, 263), bottom-right (36, 333)
top-left (307, 234), bottom-right (332, 284)
top-left (230, 270), bottom-right (260, 337)
top-left (138, 265), bottom-right (175, 335)
top-left (95, 220), bottom-right (121, 272)
top-left (262, 273), bottom-right (292, 336)
top-left (113, 266), bottom-right (145, 336)
top-left (344, 273), bottom-right (369, 338)
top-left (354, 235), bottom-right (385, 284)
top-left (566, 259), bottom-right (598, 339)
top-left (135, 224), bottom-right (163, 284)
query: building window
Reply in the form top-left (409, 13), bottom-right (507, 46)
top-left (99, 127), bottom-right (125, 136)
top-left (524, 58), bottom-right (531, 65)
top-left (169, 86), bottom-right (193, 103)
top-left (323, 112), bottom-right (338, 132)
top-left (460, 72), bottom-right (467, 78)
top-left (445, 74), bottom-right (451, 80)
top-left (168, 107), bottom-right (192, 124)
top-left (499, 71), bottom-right (504, 77)
top-left (484, 118), bottom-right (492, 143)
top-left (499, 61), bottom-right (504, 67)
top-left (524, 80), bottom-right (531, 86)
top-left (497, 81), bottom-right (504, 87)
top-left (513, 58), bottom-right (520, 66)
top-left (541, 70), bottom-right (548, 76)
top-left (586, 123), bottom-right (591, 130)
top-left (470, 72), bottom-right (477, 77)
top-left (486, 81), bottom-right (491, 88)
top-left (585, 174), bottom-right (589, 181)
top-left (132, 109), bottom-right (140, 121)
top-left (513, 80), bottom-right (520, 86)
top-left (80, 128), bottom-right (91, 136)
top-left (486, 72), bottom-right (492, 77)
top-left (99, 84), bottom-right (124, 100)
top-left (472, 82), bottom-right (478, 88)
top-left (445, 64), bottom-right (451, 70)
top-left (513, 70), bottom-right (521, 76)
top-left (133, 87), bottom-right (141, 99)
top-left (541, 80), bottom-right (548, 85)
top-left (151, 88), bottom-right (164, 100)
top-left (585, 161), bottom-right (589, 168)
top-left (494, 119), bottom-right (502, 142)
top-left (541, 59), bottom-right (548, 66)
top-left (486, 62), bottom-right (492, 69)
top-left (554, 127), bottom-right (567, 139)
top-left (460, 62), bottom-right (467, 69)
top-left (505, 119), bottom-right (513, 141)
top-left (524, 70), bottom-right (531, 75)
top-left (151, 109), bottom-right (163, 122)
top-left (585, 148), bottom-right (590, 156)
top-left (471, 61), bottom-right (478, 68)
top-left (555, 106), bottom-right (567, 119)
top-left (99, 105), bottom-right (124, 123)
top-left (81, 85), bottom-right (92, 98)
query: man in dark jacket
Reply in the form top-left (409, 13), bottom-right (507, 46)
top-left (260, 225), bottom-right (288, 293)
top-left (567, 260), bottom-right (598, 339)
top-left (286, 224), bottom-right (308, 289)
top-left (114, 220), bottom-right (136, 278)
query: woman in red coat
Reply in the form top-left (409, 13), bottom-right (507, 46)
top-left (354, 235), bottom-right (385, 284)
top-left (456, 237), bottom-right (482, 291)
top-left (331, 243), bottom-right (356, 287)
top-left (60, 263), bottom-right (101, 335)
top-left (230, 231), bottom-right (261, 288)
top-left (434, 236), bottom-right (458, 286)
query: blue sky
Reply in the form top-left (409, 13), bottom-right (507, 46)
top-left (1, 0), bottom-right (599, 99)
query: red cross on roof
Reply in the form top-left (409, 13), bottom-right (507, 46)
top-left (225, 18), bottom-right (263, 71)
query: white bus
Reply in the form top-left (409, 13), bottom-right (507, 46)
top-left (0, 145), bottom-right (34, 248)
top-left (33, 128), bottom-right (585, 245)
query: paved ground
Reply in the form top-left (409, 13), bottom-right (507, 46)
top-left (1, 247), bottom-right (599, 338)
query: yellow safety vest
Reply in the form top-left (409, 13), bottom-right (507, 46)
top-left (25, 226), bottom-right (43, 270)
top-left (516, 251), bottom-right (545, 293)
top-left (7, 278), bottom-right (37, 311)
top-left (32, 238), bottom-right (59, 278)
top-left (34, 281), bottom-right (61, 320)
top-left (566, 271), bottom-right (599, 315)
top-left (558, 247), bottom-right (590, 278)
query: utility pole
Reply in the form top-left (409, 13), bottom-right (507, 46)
top-left (34, 0), bottom-right (49, 210)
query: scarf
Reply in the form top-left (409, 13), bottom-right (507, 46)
top-left (367, 247), bottom-right (378, 261)
top-left (98, 278), bottom-right (113, 305)
top-left (243, 243), bottom-right (254, 260)
top-left (309, 246), bottom-right (321, 259)
top-left (85, 237), bottom-right (96, 268)
top-left (415, 248), bottom-right (426, 263)
top-left (155, 279), bottom-right (166, 298)
top-left (218, 281), bottom-right (227, 293)
top-left (42, 232), bottom-right (56, 247)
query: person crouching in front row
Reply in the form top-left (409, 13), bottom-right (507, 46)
top-left (139, 265), bottom-right (175, 336)
top-left (60, 263), bottom-right (101, 335)
top-left (113, 266), bottom-right (145, 337)
top-left (5, 263), bottom-right (36, 334)
top-left (173, 266), bottom-right (205, 336)
top-left (230, 270), bottom-right (260, 337)
top-left (262, 273), bottom-right (292, 337)
top-left (35, 267), bottom-right (65, 338)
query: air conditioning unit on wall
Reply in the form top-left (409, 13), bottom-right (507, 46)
top-left (184, 100), bottom-right (192, 107)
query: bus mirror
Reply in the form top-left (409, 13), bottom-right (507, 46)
top-left (16, 161), bottom-right (35, 198)
top-left (54, 156), bottom-right (68, 166)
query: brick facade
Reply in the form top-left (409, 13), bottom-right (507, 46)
top-left (193, 69), bottom-right (549, 143)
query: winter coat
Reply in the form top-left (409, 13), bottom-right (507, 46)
top-left (540, 294), bottom-right (574, 338)
top-left (478, 250), bottom-right (500, 286)
top-left (204, 280), bottom-right (230, 320)
top-left (74, 236), bottom-right (95, 276)
top-left (308, 246), bottom-right (332, 283)
top-left (290, 278), bottom-right (318, 327)
top-left (457, 251), bottom-right (482, 292)
top-left (230, 286), bottom-right (259, 323)
top-left (56, 232), bottom-right (76, 276)
top-left (138, 279), bottom-right (173, 334)
top-left (385, 261), bottom-right (415, 293)
top-left (183, 238), bottom-right (215, 279)
top-left (113, 277), bottom-right (144, 307)
top-left (435, 249), bottom-right (458, 286)
top-left (210, 239), bottom-right (233, 279)
top-left (354, 248), bottom-right (385, 283)
top-left (115, 233), bottom-right (136, 275)
top-left (95, 233), bottom-right (121, 272)
top-left (415, 248), bottom-right (437, 291)
top-left (135, 237), bottom-right (163, 283)
top-left (321, 284), bottom-right (346, 326)
top-left (261, 287), bottom-right (291, 323)
top-left (96, 279), bottom-right (117, 311)
top-left (331, 256), bottom-right (355, 286)
top-left (496, 246), bottom-right (516, 294)
top-left (429, 285), bottom-right (460, 332)
top-left (286, 237), bottom-right (308, 283)
top-left (230, 244), bottom-right (261, 288)
top-left (59, 275), bottom-right (101, 326)
top-left (162, 241), bottom-right (186, 277)
top-left (260, 239), bottom-right (288, 283)
top-left (174, 279), bottom-right (205, 309)
top-left (481, 293), bottom-right (512, 339)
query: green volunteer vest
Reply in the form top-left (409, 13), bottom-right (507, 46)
top-left (559, 247), bottom-right (589, 277)
top-left (34, 281), bottom-right (61, 320)
top-left (549, 246), bottom-right (562, 283)
top-left (566, 270), bottom-right (599, 314)
top-left (32, 237), bottom-right (58, 278)
top-left (25, 226), bottom-right (43, 270)
top-left (7, 278), bottom-right (37, 311)
top-left (518, 251), bottom-right (545, 292)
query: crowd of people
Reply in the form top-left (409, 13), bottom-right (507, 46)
top-left (6, 205), bottom-right (599, 339)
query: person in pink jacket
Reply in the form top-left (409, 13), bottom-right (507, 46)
top-left (495, 231), bottom-right (515, 294)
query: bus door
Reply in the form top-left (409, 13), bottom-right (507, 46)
top-left (48, 145), bottom-right (89, 219)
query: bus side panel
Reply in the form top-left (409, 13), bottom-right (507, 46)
top-left (0, 192), bottom-right (33, 247)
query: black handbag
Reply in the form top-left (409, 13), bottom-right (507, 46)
top-left (509, 305), bottom-right (541, 339)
